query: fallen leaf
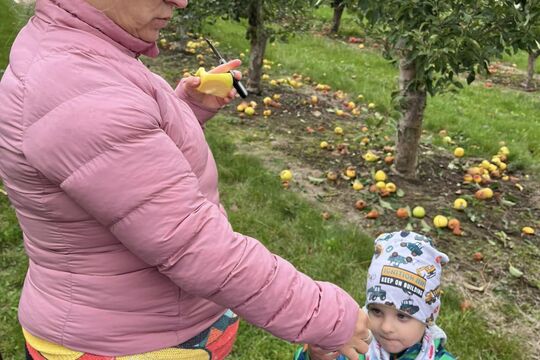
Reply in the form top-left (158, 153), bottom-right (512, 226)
top-left (463, 282), bottom-right (486, 292)
top-left (308, 176), bottom-right (326, 185)
top-left (379, 199), bottom-right (394, 211)
top-left (508, 265), bottom-right (524, 278)
top-left (420, 220), bottom-right (432, 233)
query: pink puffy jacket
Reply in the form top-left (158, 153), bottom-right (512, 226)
top-left (0, 0), bottom-right (358, 356)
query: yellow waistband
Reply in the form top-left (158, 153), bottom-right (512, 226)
top-left (23, 328), bottom-right (210, 360)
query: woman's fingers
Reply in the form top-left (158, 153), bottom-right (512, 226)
top-left (182, 76), bottom-right (200, 88)
top-left (353, 337), bottom-right (369, 355)
top-left (209, 59), bottom-right (242, 74)
top-left (339, 346), bottom-right (359, 360)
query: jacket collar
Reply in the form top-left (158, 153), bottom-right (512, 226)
top-left (35, 0), bottom-right (159, 58)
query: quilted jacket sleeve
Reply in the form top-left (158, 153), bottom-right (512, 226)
top-left (23, 85), bottom-right (359, 350)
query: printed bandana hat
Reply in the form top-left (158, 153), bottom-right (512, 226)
top-left (366, 231), bottom-right (449, 325)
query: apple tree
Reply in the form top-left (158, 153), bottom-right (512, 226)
top-left (512, 0), bottom-right (540, 90)
top-left (356, 0), bottom-right (522, 178)
top-left (329, 0), bottom-right (345, 34)
top-left (179, 0), bottom-right (317, 94)
top-left (326, 0), bottom-right (358, 34)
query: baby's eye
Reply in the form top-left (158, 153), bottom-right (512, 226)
top-left (368, 308), bottom-right (382, 316)
top-left (397, 313), bottom-right (411, 321)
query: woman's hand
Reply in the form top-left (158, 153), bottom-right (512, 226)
top-left (308, 345), bottom-right (340, 360)
top-left (176, 59), bottom-right (242, 110)
top-left (337, 310), bottom-right (371, 359)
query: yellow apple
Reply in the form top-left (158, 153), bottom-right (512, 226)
top-left (352, 180), bottom-right (364, 191)
top-left (412, 206), bottom-right (426, 218)
top-left (453, 147), bottom-right (465, 158)
top-left (374, 170), bottom-right (387, 182)
top-left (280, 169), bottom-right (293, 181)
top-left (433, 215), bottom-right (449, 228)
top-left (453, 198), bottom-right (468, 210)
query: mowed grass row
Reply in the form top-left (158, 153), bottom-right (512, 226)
top-left (313, 6), bottom-right (540, 74)
top-left (205, 18), bottom-right (540, 174)
top-left (207, 120), bottom-right (523, 360)
top-left (0, 0), bottom-right (32, 71)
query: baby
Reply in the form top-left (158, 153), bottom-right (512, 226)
top-left (295, 231), bottom-right (456, 360)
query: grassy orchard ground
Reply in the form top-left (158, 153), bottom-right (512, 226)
top-left (0, 1), bottom-right (31, 358)
top-left (315, 5), bottom-right (540, 71)
top-left (154, 18), bottom-right (539, 359)
top-left (0, 3), bottom-right (534, 359)
top-left (201, 19), bottom-right (540, 173)
top-left (501, 52), bottom-right (540, 74)
top-left (0, 0), bottom-right (32, 71)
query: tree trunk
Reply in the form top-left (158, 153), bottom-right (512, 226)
top-left (246, 0), bottom-right (267, 95)
top-left (524, 50), bottom-right (539, 90)
top-left (394, 57), bottom-right (427, 179)
top-left (330, 0), bottom-right (345, 34)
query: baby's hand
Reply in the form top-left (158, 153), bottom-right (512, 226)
top-left (308, 345), bottom-right (340, 360)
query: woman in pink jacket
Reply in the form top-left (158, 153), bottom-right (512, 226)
top-left (0, 0), bottom-right (370, 359)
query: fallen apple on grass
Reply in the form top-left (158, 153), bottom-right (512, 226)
top-left (326, 171), bottom-right (338, 181)
top-left (454, 147), bottom-right (465, 158)
top-left (453, 198), bottom-right (468, 210)
top-left (374, 170), bottom-right (387, 182)
top-left (433, 215), bottom-right (449, 228)
top-left (385, 182), bottom-right (397, 193)
top-left (280, 170), bottom-right (293, 182)
top-left (366, 209), bottom-right (379, 219)
top-left (396, 208), bottom-right (409, 219)
top-left (345, 166), bottom-right (356, 178)
top-left (522, 226), bottom-right (535, 235)
top-left (475, 188), bottom-right (494, 200)
top-left (244, 107), bottom-right (255, 116)
top-left (412, 206), bottom-right (426, 218)
top-left (355, 199), bottom-right (367, 210)
top-left (472, 252), bottom-right (484, 262)
top-left (352, 180), bottom-right (364, 191)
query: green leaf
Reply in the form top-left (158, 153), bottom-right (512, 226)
top-left (379, 198), bottom-right (394, 211)
top-left (508, 265), bottom-right (524, 278)
top-left (420, 220), bottom-right (432, 233)
top-left (308, 176), bottom-right (326, 185)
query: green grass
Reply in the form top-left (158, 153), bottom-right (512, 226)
top-left (207, 119), bottom-right (523, 359)
top-left (0, 191), bottom-right (26, 359)
top-left (502, 51), bottom-right (540, 73)
top-left (0, 115), bottom-right (525, 358)
top-left (0, 3), bottom-right (530, 358)
top-left (0, 0), bottom-right (32, 72)
top-left (311, 5), bottom-right (365, 37)
top-left (205, 19), bottom-right (540, 173)
top-left (1, 1), bottom-right (31, 357)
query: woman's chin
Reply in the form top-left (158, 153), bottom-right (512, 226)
top-left (138, 29), bottom-right (161, 43)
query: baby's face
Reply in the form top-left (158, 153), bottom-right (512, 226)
top-left (368, 304), bottom-right (426, 354)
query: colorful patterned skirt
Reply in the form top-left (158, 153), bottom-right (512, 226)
top-left (25, 310), bottom-right (239, 360)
